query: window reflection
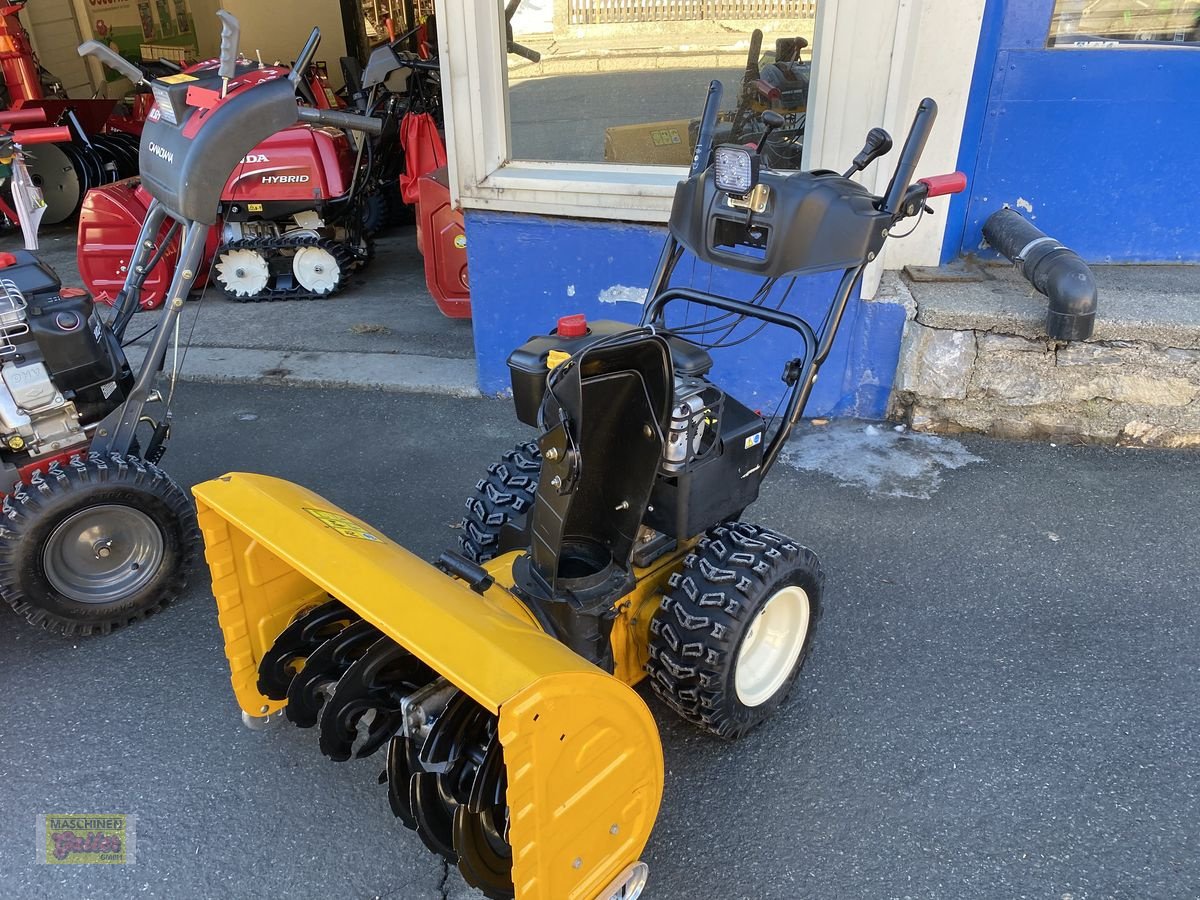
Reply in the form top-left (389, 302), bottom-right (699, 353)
top-left (505, 1), bottom-right (818, 166)
top-left (1049, 0), bottom-right (1200, 47)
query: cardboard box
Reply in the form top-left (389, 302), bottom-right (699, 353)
top-left (603, 118), bottom-right (694, 165)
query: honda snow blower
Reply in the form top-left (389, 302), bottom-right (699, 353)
top-left (193, 77), bottom-right (965, 898)
top-left (78, 35), bottom-right (389, 307)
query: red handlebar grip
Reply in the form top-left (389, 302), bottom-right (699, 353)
top-left (13, 126), bottom-right (72, 145)
top-left (1, 108), bottom-right (49, 126)
top-left (919, 172), bottom-right (968, 197)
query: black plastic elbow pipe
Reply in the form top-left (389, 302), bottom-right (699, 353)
top-left (982, 208), bottom-right (1097, 341)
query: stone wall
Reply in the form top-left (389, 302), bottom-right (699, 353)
top-left (886, 266), bottom-right (1200, 448)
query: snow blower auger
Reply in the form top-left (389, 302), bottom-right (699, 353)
top-left (192, 81), bottom-right (965, 899)
top-left (0, 17), bottom-right (382, 636)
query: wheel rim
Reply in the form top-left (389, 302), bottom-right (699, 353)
top-left (42, 504), bottom-right (165, 604)
top-left (734, 584), bottom-right (811, 707)
top-left (292, 246), bottom-right (342, 294)
top-left (216, 248), bottom-right (271, 297)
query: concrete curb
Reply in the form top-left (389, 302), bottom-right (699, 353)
top-left (169, 346), bottom-right (482, 397)
top-left (509, 49), bottom-right (750, 79)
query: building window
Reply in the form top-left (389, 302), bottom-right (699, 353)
top-left (1048, 0), bottom-right (1200, 47)
top-left (435, 0), bottom-right (824, 221)
top-left (505, 3), bottom-right (817, 168)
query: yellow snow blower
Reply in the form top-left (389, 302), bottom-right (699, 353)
top-left (194, 74), bottom-right (965, 899)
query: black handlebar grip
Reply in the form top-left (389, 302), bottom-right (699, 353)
top-left (508, 42), bottom-right (541, 63)
top-left (297, 106), bottom-right (384, 136)
top-left (290, 27), bottom-right (322, 85)
top-left (883, 97), bottom-right (938, 215)
top-left (690, 79), bottom-right (724, 177)
top-left (216, 10), bottom-right (241, 81)
top-left (77, 40), bottom-right (146, 85)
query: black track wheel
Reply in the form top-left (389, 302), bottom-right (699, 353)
top-left (0, 453), bottom-right (199, 637)
top-left (646, 522), bottom-right (824, 740)
top-left (361, 191), bottom-right (389, 236)
top-left (458, 441), bottom-right (541, 563)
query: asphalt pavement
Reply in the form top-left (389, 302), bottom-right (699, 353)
top-left (1, 382), bottom-right (1197, 900)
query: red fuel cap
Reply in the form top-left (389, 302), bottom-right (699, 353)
top-left (557, 313), bottom-right (587, 337)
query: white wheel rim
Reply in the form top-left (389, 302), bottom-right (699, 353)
top-left (292, 246), bottom-right (342, 294)
top-left (734, 584), bottom-right (811, 707)
top-left (216, 249), bottom-right (270, 297)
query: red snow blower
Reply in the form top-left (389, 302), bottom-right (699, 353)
top-left (77, 43), bottom-right (389, 307)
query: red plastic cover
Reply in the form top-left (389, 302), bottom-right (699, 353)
top-left (416, 166), bottom-right (470, 319)
top-left (400, 113), bottom-right (447, 205)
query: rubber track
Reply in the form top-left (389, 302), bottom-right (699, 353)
top-left (215, 234), bottom-right (371, 302)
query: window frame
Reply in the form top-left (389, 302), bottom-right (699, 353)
top-left (434, 0), bottom-right (827, 223)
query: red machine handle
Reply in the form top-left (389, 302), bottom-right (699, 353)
top-left (0, 108), bottom-right (48, 126)
top-left (919, 172), bottom-right (968, 197)
top-left (13, 126), bottom-right (72, 145)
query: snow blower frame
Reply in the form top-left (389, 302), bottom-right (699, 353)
top-left (191, 78), bottom-right (966, 899)
top-left (0, 14), bottom-right (380, 637)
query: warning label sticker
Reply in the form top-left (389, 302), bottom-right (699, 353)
top-left (303, 508), bottom-right (381, 542)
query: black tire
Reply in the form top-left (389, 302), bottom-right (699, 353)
top-left (361, 191), bottom-right (389, 236)
top-left (458, 441), bottom-right (541, 563)
top-left (0, 453), bottom-right (200, 636)
top-left (646, 522), bottom-right (823, 739)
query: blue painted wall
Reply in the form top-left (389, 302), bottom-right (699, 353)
top-left (948, 0), bottom-right (1200, 263)
top-left (465, 210), bottom-right (909, 418)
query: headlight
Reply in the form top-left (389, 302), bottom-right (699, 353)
top-left (712, 144), bottom-right (759, 196)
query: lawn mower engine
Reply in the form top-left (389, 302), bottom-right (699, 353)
top-left (0, 250), bottom-right (132, 477)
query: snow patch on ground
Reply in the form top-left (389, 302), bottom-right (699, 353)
top-left (780, 421), bottom-right (984, 499)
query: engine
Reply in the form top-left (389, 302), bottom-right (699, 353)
top-left (0, 252), bottom-right (133, 476)
top-left (662, 375), bottom-right (723, 473)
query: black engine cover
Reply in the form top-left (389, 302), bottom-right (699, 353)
top-left (0, 250), bottom-right (132, 403)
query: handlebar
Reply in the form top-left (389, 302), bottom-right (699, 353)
top-left (691, 80), bottom-right (724, 177)
top-left (0, 108), bottom-right (47, 126)
top-left (216, 10), bottom-right (241, 82)
top-left (11, 126), bottom-right (72, 145)
top-left (508, 42), bottom-right (541, 63)
top-left (882, 97), bottom-right (937, 215)
top-left (78, 40), bottom-right (147, 85)
top-left (297, 105), bottom-right (383, 136)
top-left (503, 0), bottom-right (541, 63)
top-left (919, 172), bottom-right (967, 198)
top-left (290, 27), bottom-right (322, 86)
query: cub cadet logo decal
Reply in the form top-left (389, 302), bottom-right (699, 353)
top-left (303, 507), bottom-right (380, 542)
top-left (147, 142), bottom-right (173, 164)
top-left (37, 815), bottom-right (134, 864)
